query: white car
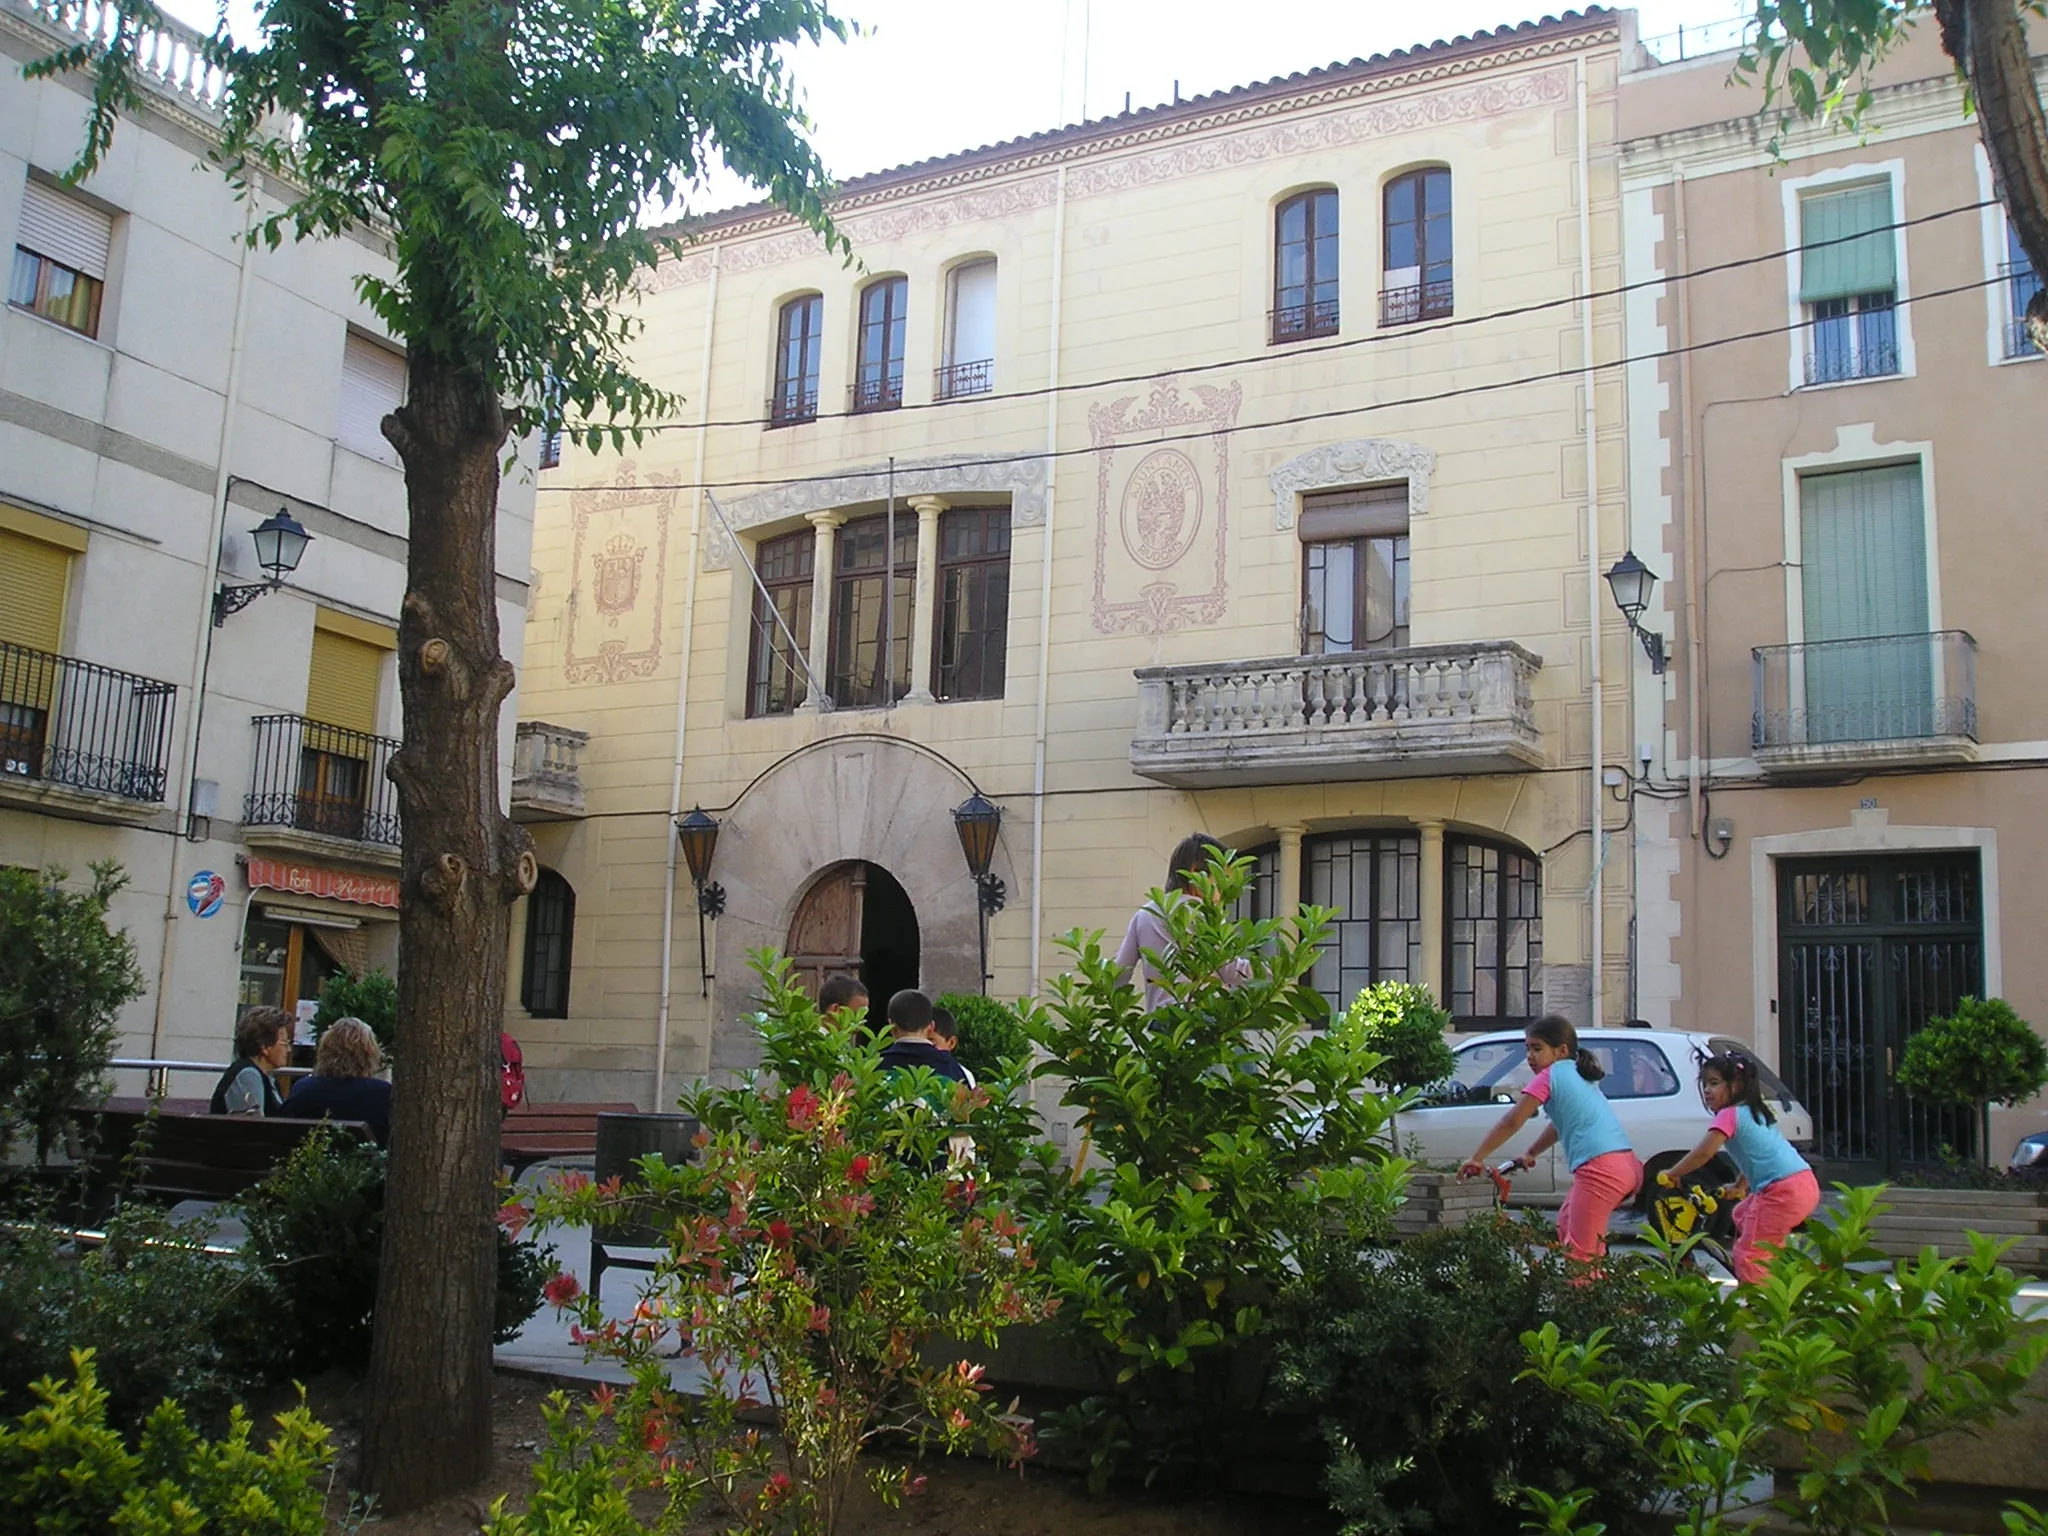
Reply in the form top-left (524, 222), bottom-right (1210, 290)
top-left (1402, 1028), bottom-right (1815, 1208)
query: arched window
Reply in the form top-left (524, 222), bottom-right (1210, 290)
top-left (771, 294), bottom-right (823, 425)
top-left (854, 276), bottom-right (908, 411)
top-left (1445, 837), bottom-right (1542, 1026)
top-left (1306, 830), bottom-right (1421, 1014)
top-left (521, 870), bottom-right (575, 1018)
top-left (1273, 189), bottom-right (1339, 343)
top-left (1382, 168), bottom-right (1452, 325)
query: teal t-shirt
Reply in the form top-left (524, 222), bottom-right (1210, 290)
top-left (1527, 1059), bottom-right (1632, 1171)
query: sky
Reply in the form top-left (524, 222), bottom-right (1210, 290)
top-left (155, 0), bottom-right (1754, 212)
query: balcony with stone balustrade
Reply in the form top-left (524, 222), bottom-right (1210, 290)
top-left (1130, 641), bottom-right (1543, 787)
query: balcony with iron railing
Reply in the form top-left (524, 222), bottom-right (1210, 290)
top-left (0, 642), bottom-right (176, 816)
top-left (2003, 262), bottom-right (2042, 359)
top-left (1131, 641), bottom-right (1542, 788)
top-left (1269, 297), bottom-right (1339, 345)
top-left (849, 370), bottom-right (905, 413)
top-left (934, 359), bottom-right (993, 400)
top-left (1379, 278), bottom-right (1453, 327)
top-left (767, 383), bottom-right (819, 427)
top-left (1752, 631), bottom-right (1978, 773)
top-left (242, 714), bottom-right (402, 860)
top-left (511, 720), bottom-right (589, 821)
top-left (1803, 301), bottom-right (1901, 385)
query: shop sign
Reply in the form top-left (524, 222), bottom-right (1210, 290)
top-left (245, 856), bottom-right (401, 910)
top-left (186, 871), bottom-right (226, 918)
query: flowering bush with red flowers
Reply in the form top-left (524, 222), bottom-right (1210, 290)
top-left (490, 954), bottom-right (1054, 1536)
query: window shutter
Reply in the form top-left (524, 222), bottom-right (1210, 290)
top-left (305, 627), bottom-right (385, 737)
top-left (16, 181), bottom-right (111, 281)
top-left (337, 335), bottom-right (406, 464)
top-left (1299, 484), bottom-right (1409, 541)
top-left (1799, 465), bottom-right (1927, 641)
top-left (946, 261), bottom-right (997, 367)
top-left (1800, 184), bottom-right (1896, 303)
top-left (0, 526), bottom-right (71, 654)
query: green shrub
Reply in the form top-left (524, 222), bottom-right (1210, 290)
top-left (311, 967), bottom-right (399, 1058)
top-left (1897, 997), bottom-right (2048, 1166)
top-left (1022, 850), bottom-right (1410, 1488)
top-left (1345, 980), bottom-right (1455, 1151)
top-left (0, 1349), bottom-right (330, 1536)
top-left (234, 1124), bottom-right (553, 1376)
top-left (507, 956), bottom-right (1052, 1536)
top-left (1523, 1186), bottom-right (2048, 1536)
top-left (933, 991), bottom-right (1032, 1082)
top-left (1273, 1215), bottom-right (1683, 1536)
top-left (0, 1195), bottom-right (277, 1431)
top-left (0, 862), bottom-right (145, 1162)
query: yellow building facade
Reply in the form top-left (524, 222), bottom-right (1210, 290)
top-left (508, 11), bottom-right (1641, 1106)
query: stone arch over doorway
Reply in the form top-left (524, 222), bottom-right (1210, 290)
top-left (705, 737), bottom-right (1012, 1075)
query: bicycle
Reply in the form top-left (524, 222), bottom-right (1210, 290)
top-left (1646, 1175), bottom-right (1740, 1276)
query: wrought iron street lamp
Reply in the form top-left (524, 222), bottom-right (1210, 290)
top-left (952, 792), bottom-right (1005, 994)
top-left (1604, 550), bottom-right (1668, 675)
top-left (676, 807), bottom-right (726, 996)
top-left (212, 509), bottom-right (312, 626)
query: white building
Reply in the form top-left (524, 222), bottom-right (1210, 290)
top-left (1, 0), bottom-right (535, 1073)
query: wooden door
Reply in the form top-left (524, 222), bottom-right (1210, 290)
top-left (788, 864), bottom-right (865, 998)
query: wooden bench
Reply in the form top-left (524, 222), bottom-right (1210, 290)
top-left (71, 1099), bottom-right (373, 1206)
top-left (501, 1101), bottom-right (640, 1176)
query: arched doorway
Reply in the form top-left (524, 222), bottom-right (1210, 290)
top-left (786, 861), bottom-right (921, 1030)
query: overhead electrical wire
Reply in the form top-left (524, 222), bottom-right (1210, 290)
top-left (537, 268), bottom-right (2014, 497)
top-left (559, 196), bottom-right (1995, 439)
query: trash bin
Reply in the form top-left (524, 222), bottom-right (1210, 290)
top-left (590, 1111), bottom-right (698, 1296)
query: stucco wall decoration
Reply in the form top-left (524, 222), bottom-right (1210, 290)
top-left (564, 462), bottom-right (676, 685)
top-left (1091, 379), bottom-right (1242, 635)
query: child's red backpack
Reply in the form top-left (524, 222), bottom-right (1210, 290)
top-left (500, 1031), bottom-right (526, 1112)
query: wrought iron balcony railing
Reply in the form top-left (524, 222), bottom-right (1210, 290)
top-left (849, 371), bottom-right (905, 413)
top-left (1379, 278), bottom-right (1453, 327)
top-left (0, 641), bottom-right (176, 802)
top-left (1268, 297), bottom-right (1340, 344)
top-left (1752, 631), bottom-right (1977, 765)
top-left (934, 358), bottom-right (993, 400)
top-left (767, 383), bottom-right (819, 427)
top-left (2003, 262), bottom-right (2041, 359)
top-left (243, 714), bottom-right (401, 845)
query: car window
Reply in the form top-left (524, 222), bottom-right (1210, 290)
top-left (1426, 1040), bottom-right (1534, 1106)
top-left (1590, 1040), bottom-right (1681, 1100)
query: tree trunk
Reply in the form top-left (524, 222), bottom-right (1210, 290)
top-left (1945, 0), bottom-right (2048, 346)
top-left (360, 351), bottom-right (536, 1513)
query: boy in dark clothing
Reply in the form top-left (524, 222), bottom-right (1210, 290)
top-left (929, 1004), bottom-right (977, 1089)
top-left (876, 989), bottom-right (967, 1082)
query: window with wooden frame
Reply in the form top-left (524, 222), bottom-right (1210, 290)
top-left (8, 180), bottom-right (110, 337)
top-left (301, 620), bottom-right (387, 840)
top-left (853, 277), bottom-right (908, 411)
top-left (1445, 836), bottom-right (1543, 1027)
top-left (1306, 831), bottom-right (1422, 1016)
top-left (1382, 167), bottom-right (1452, 325)
top-left (0, 514), bottom-right (77, 779)
top-left (1299, 485), bottom-right (1409, 655)
top-left (1272, 189), bottom-right (1339, 343)
top-left (933, 506), bottom-right (1010, 701)
top-left (827, 514), bottom-right (914, 707)
top-left (747, 529), bottom-right (814, 717)
top-left (772, 294), bottom-right (823, 425)
top-left (520, 870), bottom-right (575, 1018)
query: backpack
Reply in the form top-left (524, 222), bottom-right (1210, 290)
top-left (500, 1031), bottom-right (526, 1112)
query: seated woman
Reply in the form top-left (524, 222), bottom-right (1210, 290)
top-left (278, 1017), bottom-right (393, 1146)
top-left (210, 1005), bottom-right (294, 1116)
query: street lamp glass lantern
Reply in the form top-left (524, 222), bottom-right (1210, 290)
top-left (952, 793), bottom-right (1001, 880)
top-left (250, 509), bottom-right (312, 584)
top-left (676, 807), bottom-right (720, 887)
top-left (1604, 550), bottom-right (1658, 629)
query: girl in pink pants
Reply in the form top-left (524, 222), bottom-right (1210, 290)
top-left (1461, 1015), bottom-right (1643, 1265)
top-left (1657, 1049), bottom-right (1820, 1283)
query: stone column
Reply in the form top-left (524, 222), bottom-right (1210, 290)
top-left (905, 495), bottom-right (947, 704)
top-left (1417, 818), bottom-right (1446, 1003)
top-left (798, 511), bottom-right (842, 711)
top-left (1275, 824), bottom-right (1306, 935)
